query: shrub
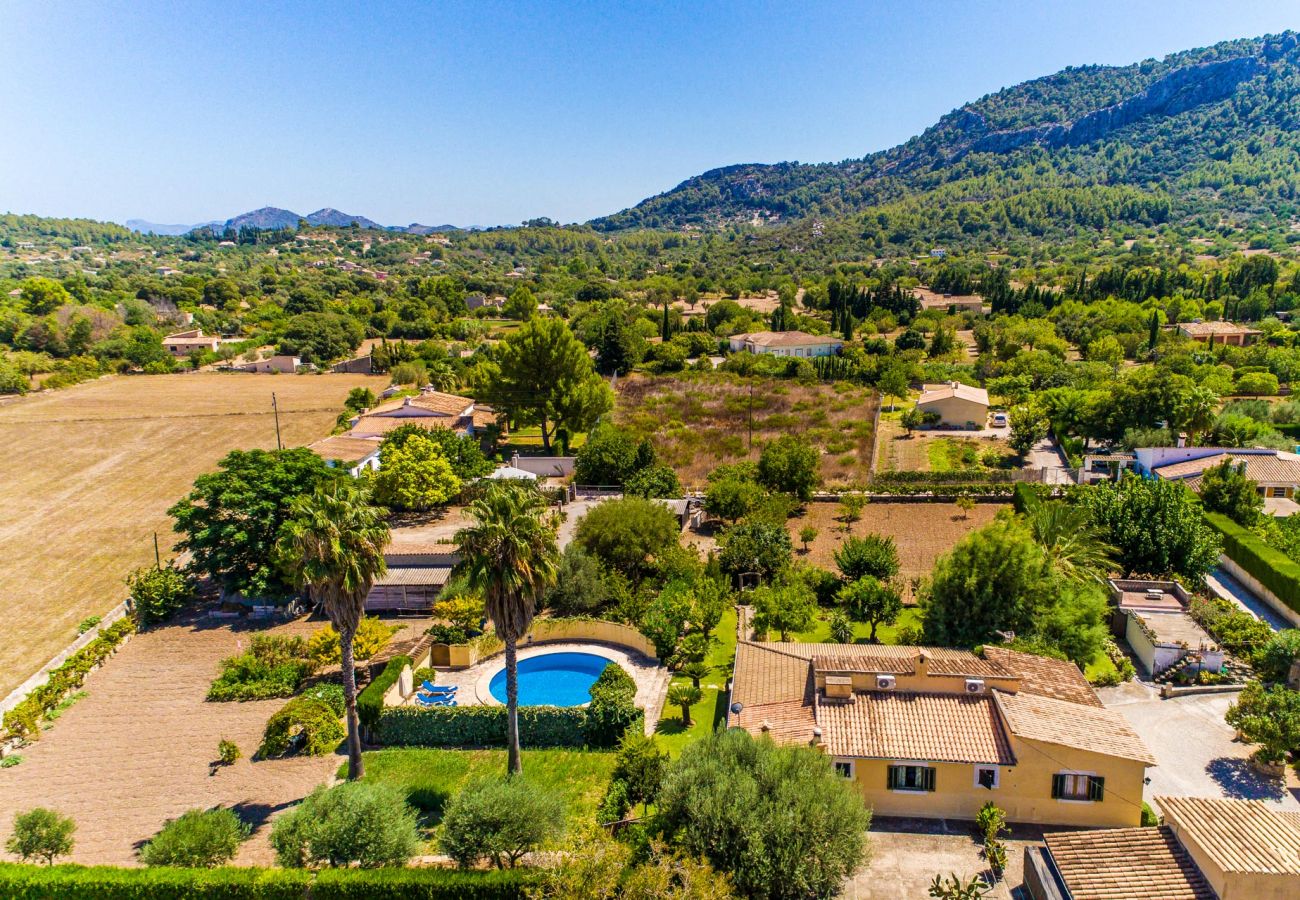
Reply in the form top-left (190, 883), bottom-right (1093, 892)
top-left (1189, 597), bottom-right (1274, 658)
top-left (271, 783), bottom-right (420, 869)
top-left (426, 624), bottom-right (470, 645)
top-left (76, 616), bottom-right (101, 635)
top-left (833, 534), bottom-right (900, 582)
top-left (439, 778), bottom-right (565, 869)
top-left (433, 594), bottom-right (485, 633)
top-left (591, 663), bottom-right (635, 696)
top-left (1224, 679), bottom-right (1300, 764)
top-left (1254, 629), bottom-right (1300, 682)
top-left (305, 617), bottom-right (396, 667)
top-left (125, 565), bottom-right (194, 627)
top-left (376, 705), bottom-right (591, 749)
top-left (139, 809), bottom-right (250, 868)
top-left (584, 682), bottom-right (641, 749)
top-left (611, 731), bottom-right (666, 813)
top-left (217, 740), bottom-right (241, 766)
top-left (301, 682), bottom-right (346, 717)
top-left (207, 635), bottom-right (315, 702)
top-left (1204, 512), bottom-right (1300, 615)
top-left (259, 697), bottom-right (345, 758)
top-left (5, 810), bottom-right (75, 865)
top-left (1141, 802), bottom-right (1160, 827)
top-left (358, 655), bottom-right (411, 731)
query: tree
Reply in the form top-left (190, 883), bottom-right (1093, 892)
top-left (139, 808), bottom-right (250, 867)
top-left (752, 581), bottom-right (817, 641)
top-left (456, 483), bottom-right (559, 775)
top-left (279, 311), bottom-right (364, 364)
top-left (169, 449), bottom-right (337, 600)
top-left (718, 521), bottom-right (792, 584)
top-left (1199, 460), bottom-right (1264, 526)
top-left (439, 777), bottom-right (565, 869)
top-left (613, 730), bottom-right (668, 813)
top-left (666, 682), bottom-right (703, 726)
top-left (1008, 405), bottom-right (1048, 456)
top-left (503, 285), bottom-right (538, 321)
top-left (1174, 385), bottom-right (1219, 444)
top-left (954, 494), bottom-right (976, 520)
top-left (125, 564), bottom-right (194, 626)
top-left (757, 434), bottom-right (819, 501)
top-left (5, 809), bottom-right (75, 865)
top-left (878, 362), bottom-right (910, 411)
top-left (839, 494), bottom-right (866, 526)
top-left (1225, 680), bottom-right (1300, 765)
top-left (1253, 629), bottom-right (1300, 683)
top-left (838, 577), bottom-right (902, 643)
top-left (275, 480), bottom-right (390, 781)
top-left (704, 476), bottom-right (767, 523)
top-left (480, 317), bottom-right (613, 452)
top-left (1024, 502), bottom-right (1115, 584)
top-left (626, 464), bottom-right (682, 499)
top-left (542, 545), bottom-right (611, 616)
top-left (574, 497), bottom-right (679, 583)
top-left (371, 432), bottom-right (462, 511)
top-left (574, 423), bottom-right (655, 485)
top-left (19, 277), bottom-right (72, 315)
top-left (1080, 473), bottom-right (1221, 582)
top-left (270, 782), bottom-right (419, 868)
top-left (654, 728), bottom-right (870, 900)
top-left (798, 525), bottom-right (819, 552)
top-left (380, 423), bottom-right (492, 480)
top-left (834, 534), bottom-right (899, 583)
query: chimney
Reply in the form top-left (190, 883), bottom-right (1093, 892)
top-left (915, 649), bottom-right (930, 679)
top-left (811, 726), bottom-right (823, 748)
top-left (1176, 432), bottom-right (1186, 449)
top-left (824, 675), bottom-right (853, 700)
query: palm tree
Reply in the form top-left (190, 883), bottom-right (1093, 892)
top-left (1025, 502), bottom-right (1115, 584)
top-left (455, 482), bottom-right (559, 776)
top-left (276, 479), bottom-right (390, 781)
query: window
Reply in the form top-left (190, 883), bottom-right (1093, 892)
top-left (833, 759), bottom-right (855, 779)
top-left (974, 766), bottom-right (999, 790)
top-left (1052, 773), bottom-right (1104, 802)
top-left (887, 764), bottom-right (936, 792)
top-left (1269, 487), bottom-right (1288, 498)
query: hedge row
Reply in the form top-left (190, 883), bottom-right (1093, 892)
top-left (358, 655), bottom-right (411, 731)
top-left (2, 618), bottom-right (136, 742)
top-left (377, 704), bottom-right (588, 748)
top-left (1012, 482), bottom-right (1046, 514)
top-left (870, 469), bottom-right (1020, 484)
top-left (1271, 422), bottom-right (1300, 440)
top-left (1203, 510), bottom-right (1300, 614)
top-left (0, 863), bottom-right (533, 899)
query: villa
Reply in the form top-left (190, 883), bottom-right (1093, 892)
top-left (727, 331), bottom-right (843, 358)
top-left (916, 381), bottom-right (990, 428)
top-left (347, 389), bottom-right (495, 439)
top-left (162, 328), bottom-right (224, 358)
top-left (1137, 446), bottom-right (1300, 515)
top-left (1176, 321), bottom-right (1262, 346)
top-left (726, 642), bottom-right (1154, 827)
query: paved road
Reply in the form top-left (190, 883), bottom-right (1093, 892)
top-left (1206, 566), bottom-right (1290, 631)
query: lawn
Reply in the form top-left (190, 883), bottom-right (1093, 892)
top-left (781, 606), bottom-right (925, 644)
top-left (0, 371), bottom-right (387, 698)
top-left (349, 747), bottom-right (616, 842)
top-left (1085, 650), bottom-right (1119, 683)
top-left (654, 606), bottom-right (738, 756)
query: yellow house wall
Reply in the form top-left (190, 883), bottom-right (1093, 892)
top-left (827, 672), bottom-right (1019, 694)
top-left (917, 396), bottom-right (987, 427)
top-left (1166, 820), bottom-right (1295, 900)
top-left (842, 737), bottom-right (1146, 828)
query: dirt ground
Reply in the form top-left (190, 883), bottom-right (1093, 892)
top-left (788, 502), bottom-right (1006, 599)
top-left (0, 371), bottom-right (387, 698)
top-left (0, 613), bottom-right (441, 865)
top-left (616, 374), bottom-right (878, 490)
top-left (875, 417), bottom-right (1011, 474)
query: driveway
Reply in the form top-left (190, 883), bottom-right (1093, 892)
top-left (1024, 436), bottom-right (1072, 485)
top-left (1097, 679), bottom-right (1300, 812)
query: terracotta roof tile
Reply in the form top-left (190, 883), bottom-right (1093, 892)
top-left (349, 415), bottom-right (466, 436)
top-left (1178, 321), bottom-right (1261, 337)
top-left (731, 642), bottom-right (814, 707)
top-left (1153, 450), bottom-right (1300, 487)
top-left (994, 690), bottom-right (1155, 764)
top-left (982, 646), bottom-right (1102, 707)
top-left (368, 390), bottom-right (475, 417)
top-left (306, 435), bottom-right (381, 464)
top-left (918, 382), bottom-right (989, 406)
top-left (817, 692), bottom-right (1015, 764)
top-left (731, 331), bottom-right (842, 348)
top-left (1044, 826), bottom-right (1215, 900)
top-left (1157, 795), bottom-right (1300, 876)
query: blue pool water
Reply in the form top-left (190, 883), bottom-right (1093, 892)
top-left (489, 652), bottom-right (611, 707)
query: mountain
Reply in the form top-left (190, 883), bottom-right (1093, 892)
top-left (593, 31), bottom-right (1300, 242)
top-left (126, 219), bottom-right (204, 236)
top-left (222, 206), bottom-right (302, 231)
top-left (304, 207), bottom-right (383, 229)
top-left (403, 222), bottom-right (461, 234)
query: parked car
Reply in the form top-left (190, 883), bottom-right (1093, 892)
top-left (991, 411), bottom-right (1009, 427)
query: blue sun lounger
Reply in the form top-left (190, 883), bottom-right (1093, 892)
top-left (421, 681), bottom-right (457, 694)
top-left (415, 694), bottom-right (457, 707)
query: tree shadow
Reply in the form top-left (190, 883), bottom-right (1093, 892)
top-left (229, 799), bottom-right (300, 834)
top-left (1205, 756), bottom-right (1287, 801)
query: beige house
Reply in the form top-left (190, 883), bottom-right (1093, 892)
top-left (348, 389), bottom-right (495, 439)
top-left (727, 642), bottom-right (1153, 828)
top-left (1177, 321), bottom-right (1262, 346)
top-left (915, 381), bottom-right (990, 428)
top-left (727, 331), bottom-right (843, 358)
top-left (1029, 796), bottom-right (1300, 900)
top-left (162, 329), bottom-right (223, 358)
top-left (1139, 447), bottom-right (1300, 515)
top-left (238, 354), bottom-right (301, 374)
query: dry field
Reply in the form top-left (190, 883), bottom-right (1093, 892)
top-left (0, 371), bottom-right (386, 698)
top-left (787, 501), bottom-right (1006, 600)
top-left (615, 374), bottom-right (878, 489)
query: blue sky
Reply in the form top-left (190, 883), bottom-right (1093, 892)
top-left (3, 0), bottom-right (1299, 227)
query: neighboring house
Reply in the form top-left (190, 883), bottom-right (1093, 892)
top-left (1078, 452), bottom-right (1136, 484)
top-left (466, 294), bottom-right (505, 312)
top-left (1026, 796), bottom-right (1300, 900)
top-left (1137, 447), bottom-right (1300, 515)
top-left (348, 389), bottom-right (493, 438)
top-left (1177, 321), bottom-right (1262, 346)
top-left (916, 381), bottom-right (990, 429)
top-left (1106, 579), bottom-right (1223, 678)
top-left (727, 642), bottom-right (1154, 827)
top-left (365, 548), bottom-right (458, 613)
top-left (727, 331), bottom-right (843, 358)
top-left (487, 465), bottom-right (538, 481)
top-left (306, 434), bottom-right (382, 477)
top-left (331, 354), bottom-right (374, 374)
top-left (237, 354), bottom-right (300, 374)
top-left (919, 293), bottom-right (984, 313)
top-left (162, 329), bottom-right (223, 358)
top-left (508, 453), bottom-right (576, 479)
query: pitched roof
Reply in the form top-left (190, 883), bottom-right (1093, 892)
top-left (1157, 795), bottom-right (1300, 877)
top-left (981, 646), bottom-right (1102, 707)
top-left (350, 415), bottom-right (465, 436)
top-left (367, 390), bottom-right (475, 417)
top-left (817, 692), bottom-right (1015, 764)
top-left (1043, 826), bottom-right (1215, 900)
top-left (917, 382), bottom-right (989, 406)
top-left (1152, 450), bottom-right (1300, 488)
top-left (994, 690), bottom-right (1155, 764)
top-left (1178, 320), bottom-right (1261, 337)
top-left (306, 434), bottom-right (381, 464)
top-left (731, 330), bottom-right (842, 348)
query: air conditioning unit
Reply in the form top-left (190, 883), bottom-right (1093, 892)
top-left (965, 678), bottom-right (986, 694)
top-left (876, 675), bottom-right (896, 690)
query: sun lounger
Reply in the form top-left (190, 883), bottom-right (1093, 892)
top-left (421, 681), bottom-right (457, 694)
top-left (414, 694), bottom-right (457, 708)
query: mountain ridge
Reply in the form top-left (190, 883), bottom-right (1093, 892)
top-left (125, 207), bottom-right (461, 235)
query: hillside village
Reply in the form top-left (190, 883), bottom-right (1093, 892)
top-left (4, 23), bottom-right (1300, 900)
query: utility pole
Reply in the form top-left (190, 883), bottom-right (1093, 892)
top-left (747, 382), bottom-right (753, 452)
top-left (272, 392), bottom-right (283, 450)
top-left (153, 532), bottom-right (161, 569)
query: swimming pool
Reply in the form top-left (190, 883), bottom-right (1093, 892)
top-left (488, 651), bottom-right (612, 707)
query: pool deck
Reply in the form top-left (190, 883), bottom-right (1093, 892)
top-left (408, 640), bottom-right (671, 734)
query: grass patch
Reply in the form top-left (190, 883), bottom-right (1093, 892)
top-left (785, 607), bottom-right (924, 645)
top-left (41, 690), bottom-right (88, 723)
top-left (1085, 651), bottom-right (1119, 682)
top-left (655, 607), bottom-right (738, 757)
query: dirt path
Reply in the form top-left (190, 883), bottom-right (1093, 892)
top-left (0, 614), bottom-right (340, 866)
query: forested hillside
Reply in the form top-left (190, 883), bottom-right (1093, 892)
top-left (594, 32), bottom-right (1300, 246)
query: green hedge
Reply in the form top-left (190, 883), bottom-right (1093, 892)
top-left (377, 705), bottom-right (588, 748)
top-left (1272, 423), bottom-right (1300, 441)
top-left (1012, 482), bottom-right (1045, 514)
top-left (1203, 511), bottom-right (1300, 614)
top-left (870, 469), bottom-right (1019, 484)
top-left (0, 863), bottom-right (533, 899)
top-left (359, 655), bottom-right (412, 731)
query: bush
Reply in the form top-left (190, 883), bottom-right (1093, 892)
top-left (1204, 511), bottom-right (1300, 615)
top-left (207, 635), bottom-right (316, 702)
top-left (259, 697), bottom-right (345, 758)
top-left (126, 565), bottom-right (194, 627)
top-left (139, 809), bottom-right (250, 868)
top-left (426, 624), bottom-right (470, 645)
top-left (376, 705), bottom-right (591, 749)
top-left (1224, 679), bottom-right (1300, 764)
top-left (76, 616), bottom-right (101, 635)
top-left (439, 778), bottom-right (565, 869)
top-left (1189, 597), bottom-right (1274, 658)
top-left (585, 668), bottom-right (641, 749)
top-left (270, 783), bottom-right (420, 869)
top-left (305, 617), bottom-right (397, 667)
top-left (358, 655), bottom-right (411, 731)
top-left (1254, 629), bottom-right (1300, 682)
top-left (301, 682), bottom-right (346, 717)
top-left (5, 809), bottom-right (75, 865)
top-left (1141, 802), bottom-right (1161, 827)
top-left (217, 740), bottom-right (241, 766)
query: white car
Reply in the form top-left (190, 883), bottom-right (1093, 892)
top-left (991, 412), bottom-right (1009, 427)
